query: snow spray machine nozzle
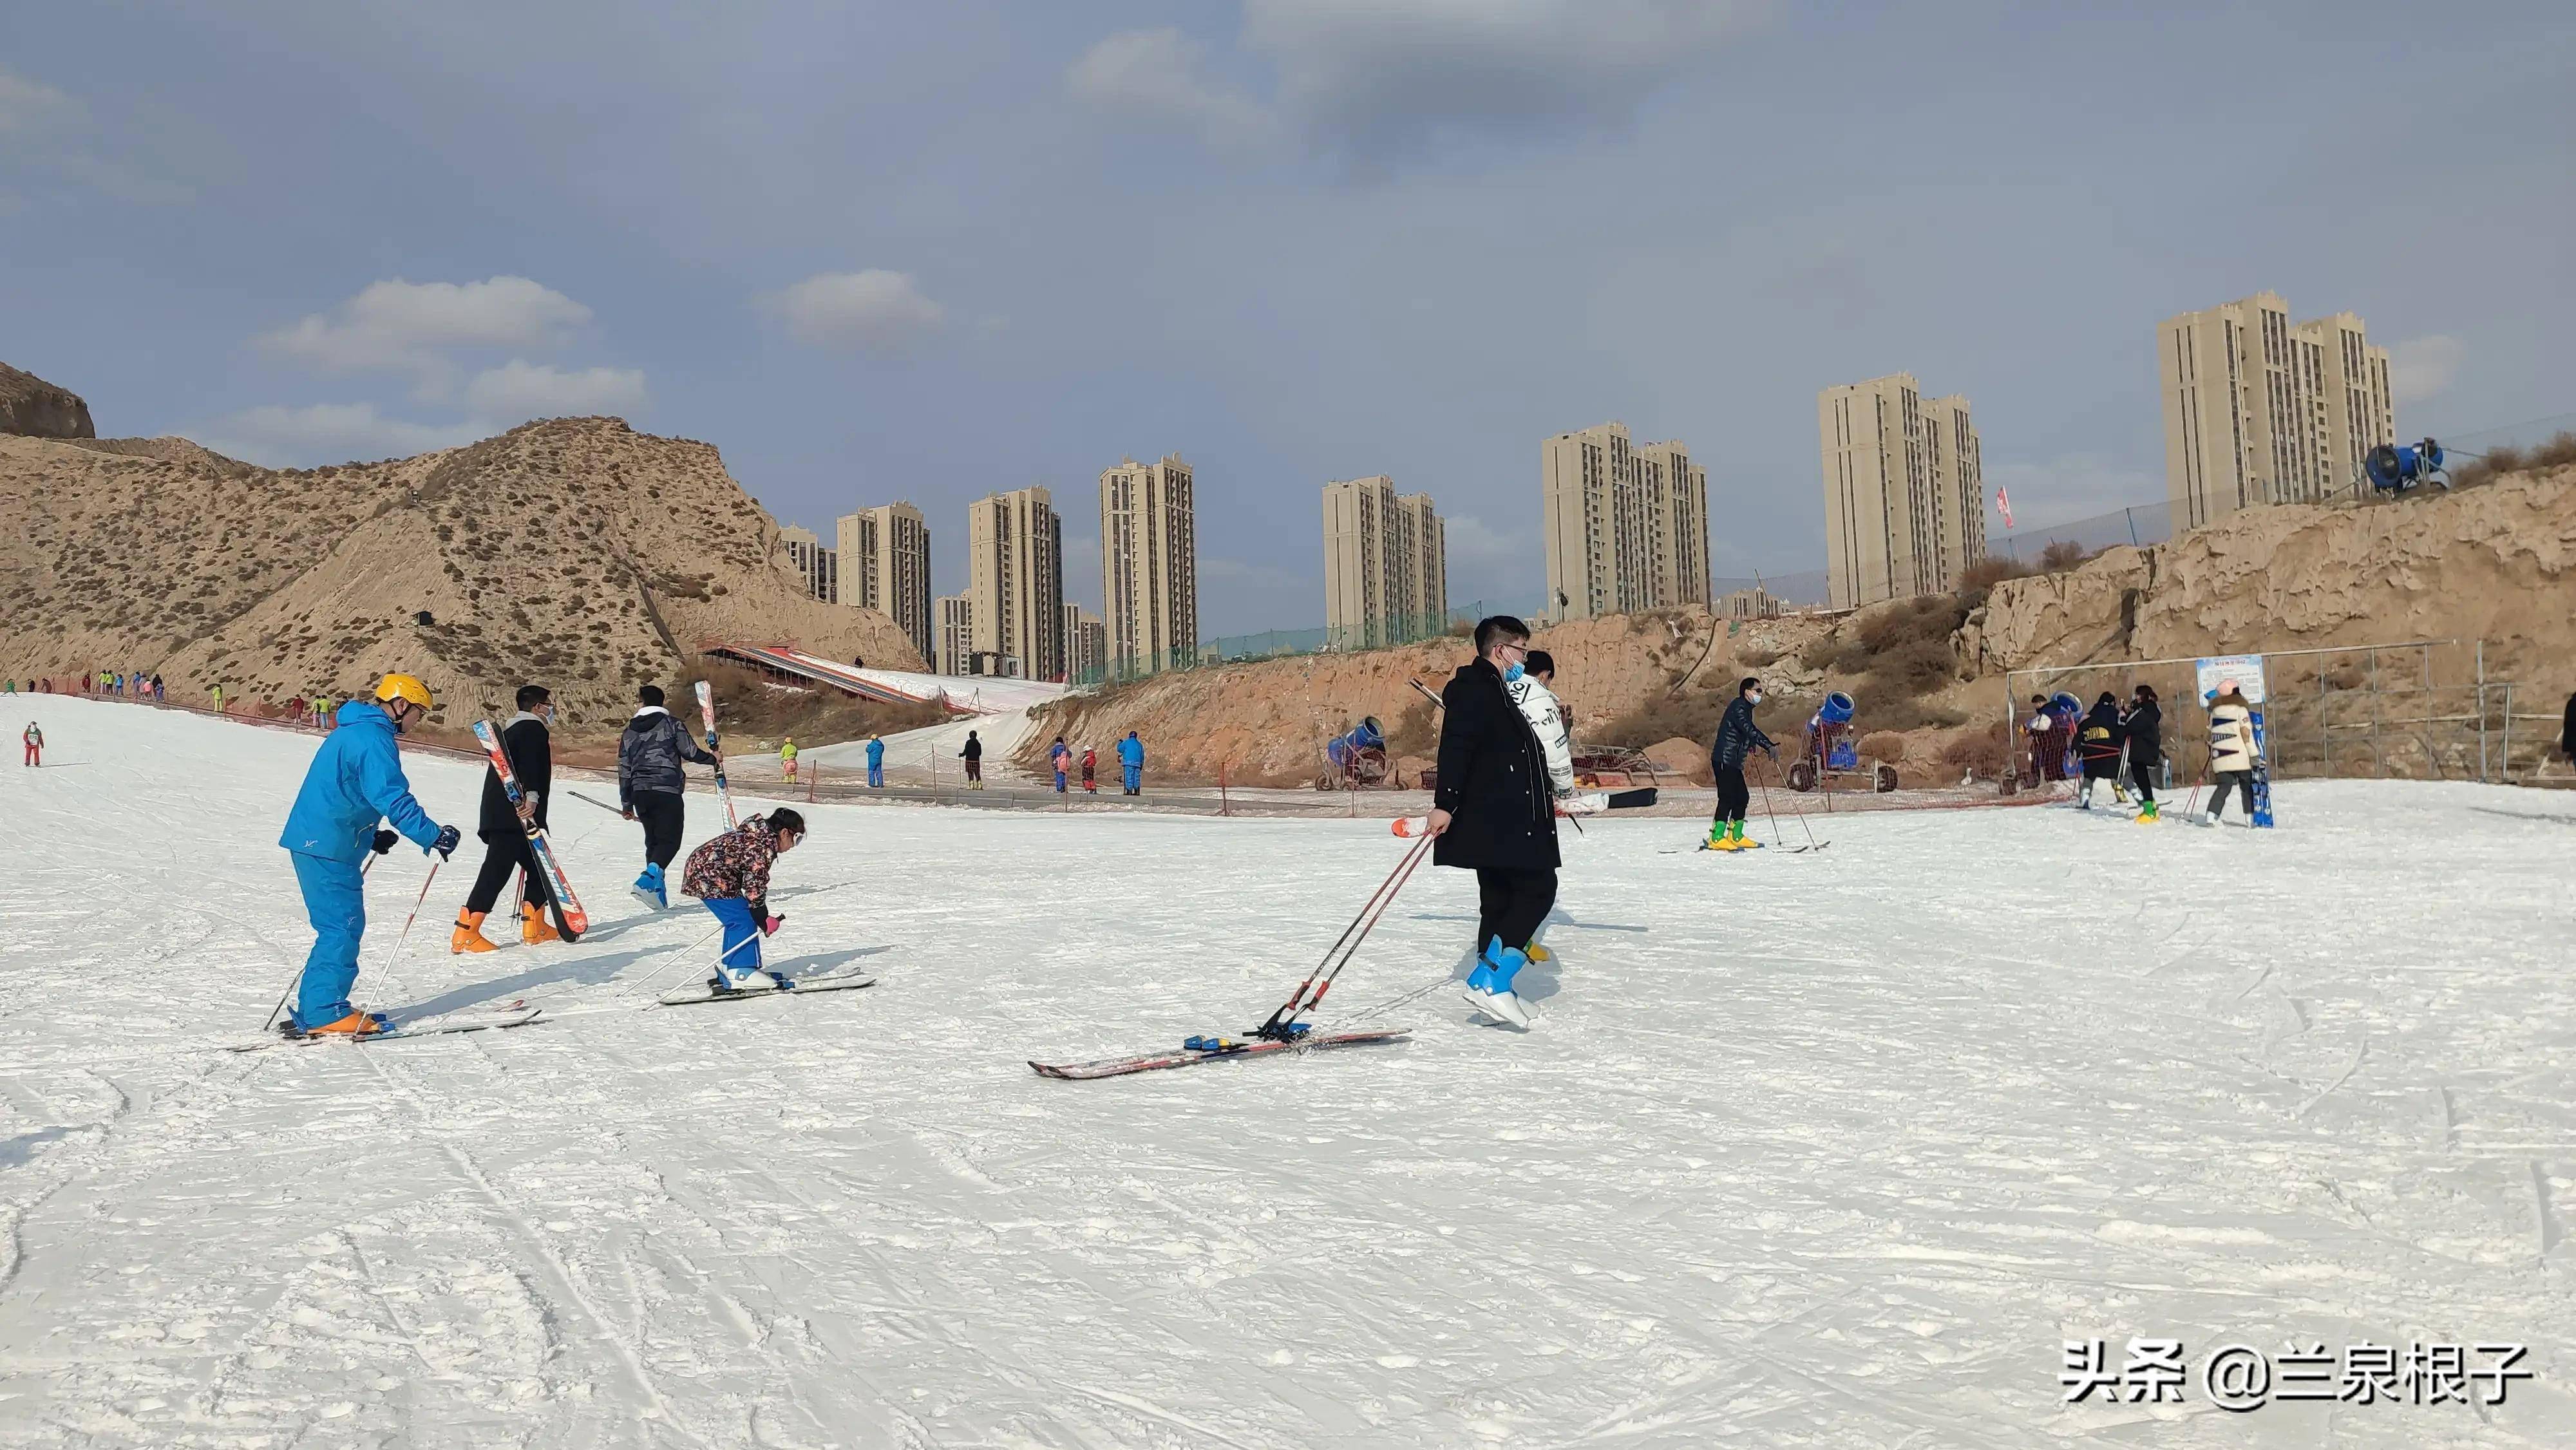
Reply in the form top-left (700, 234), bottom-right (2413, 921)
top-left (1818, 692), bottom-right (1856, 727)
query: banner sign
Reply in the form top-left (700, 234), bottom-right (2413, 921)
top-left (2195, 654), bottom-right (2268, 705)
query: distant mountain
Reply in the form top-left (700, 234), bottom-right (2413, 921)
top-left (0, 410), bottom-right (921, 733)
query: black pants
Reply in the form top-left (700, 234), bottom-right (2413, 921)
top-left (963, 757), bottom-right (982, 782)
top-left (2128, 759), bottom-right (2157, 805)
top-left (2210, 770), bottom-right (2256, 816)
top-left (1473, 867), bottom-right (1558, 956)
top-left (1713, 766), bottom-right (1750, 823)
top-left (633, 791), bottom-right (685, 869)
top-left (464, 832), bottom-right (552, 915)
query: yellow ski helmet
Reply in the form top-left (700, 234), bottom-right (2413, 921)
top-left (374, 673), bottom-right (435, 712)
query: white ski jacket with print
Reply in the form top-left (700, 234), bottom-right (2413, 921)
top-left (1505, 675), bottom-right (1577, 799)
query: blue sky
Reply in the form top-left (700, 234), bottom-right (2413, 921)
top-left (6, 1), bottom-right (2568, 632)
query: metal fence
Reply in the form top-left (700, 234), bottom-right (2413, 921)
top-left (1069, 599), bottom-right (1536, 689)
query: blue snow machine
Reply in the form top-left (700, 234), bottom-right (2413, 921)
top-left (2364, 438), bottom-right (2450, 497)
top-left (1785, 692), bottom-right (1899, 793)
top-left (1321, 716), bottom-right (1391, 790)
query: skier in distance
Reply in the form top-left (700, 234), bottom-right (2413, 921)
top-left (2124, 685), bottom-right (2163, 823)
top-left (2075, 692), bottom-right (2126, 811)
top-left (453, 684), bottom-right (562, 953)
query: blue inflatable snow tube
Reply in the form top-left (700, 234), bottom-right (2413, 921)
top-left (1819, 692), bottom-right (1856, 726)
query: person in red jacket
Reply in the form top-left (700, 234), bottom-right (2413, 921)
top-left (21, 722), bottom-right (41, 767)
top-left (1081, 746), bottom-right (1097, 793)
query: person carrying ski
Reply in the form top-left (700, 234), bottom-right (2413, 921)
top-left (2074, 692), bottom-right (2126, 810)
top-left (680, 809), bottom-right (806, 992)
top-left (1081, 745), bottom-right (1097, 793)
top-left (1707, 677), bottom-right (1777, 851)
top-left (961, 730), bottom-right (983, 787)
top-left (1050, 736), bottom-right (1070, 793)
top-left (1117, 730), bottom-right (1144, 795)
top-left (1426, 616), bottom-right (1557, 1028)
top-left (2124, 685), bottom-right (2163, 822)
top-left (780, 737), bottom-right (799, 784)
top-left (453, 684), bottom-right (563, 953)
top-left (866, 733), bottom-right (886, 789)
top-left (21, 722), bottom-right (39, 767)
top-left (2202, 686), bottom-right (2259, 825)
top-left (619, 683), bottom-right (721, 909)
top-left (277, 674), bottom-right (459, 1037)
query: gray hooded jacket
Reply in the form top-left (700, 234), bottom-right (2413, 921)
top-left (619, 705), bottom-right (715, 806)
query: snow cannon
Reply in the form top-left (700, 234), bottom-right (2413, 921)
top-left (1786, 691), bottom-right (1899, 794)
top-left (2364, 437), bottom-right (2450, 496)
top-left (1320, 716), bottom-right (1394, 790)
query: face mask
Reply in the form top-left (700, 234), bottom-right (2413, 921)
top-left (1504, 663), bottom-right (1525, 683)
top-left (1748, 692), bottom-right (1763, 705)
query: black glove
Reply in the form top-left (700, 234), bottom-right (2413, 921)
top-left (1764, 744), bottom-right (1779, 760)
top-left (430, 824), bottom-right (460, 860)
top-left (371, 829), bottom-right (399, 855)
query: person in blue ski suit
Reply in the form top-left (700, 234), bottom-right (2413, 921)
top-left (1117, 730), bottom-right (1144, 796)
top-left (277, 675), bottom-right (459, 1035)
top-left (866, 733), bottom-right (886, 789)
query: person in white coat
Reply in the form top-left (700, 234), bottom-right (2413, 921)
top-left (1502, 650), bottom-right (1576, 970)
top-left (2202, 686), bottom-right (2259, 825)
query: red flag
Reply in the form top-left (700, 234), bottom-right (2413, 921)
top-left (1995, 486), bottom-right (2014, 529)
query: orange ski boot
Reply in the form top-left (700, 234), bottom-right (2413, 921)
top-left (450, 909), bottom-right (500, 954)
top-left (303, 1010), bottom-right (386, 1039)
top-left (520, 900), bottom-right (562, 945)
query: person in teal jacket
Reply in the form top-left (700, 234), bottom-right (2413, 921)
top-left (278, 674), bottom-right (458, 1036)
top-left (1117, 730), bottom-right (1144, 795)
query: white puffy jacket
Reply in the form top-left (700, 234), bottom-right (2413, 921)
top-left (2208, 700), bottom-right (2257, 773)
top-left (1506, 674), bottom-right (1577, 798)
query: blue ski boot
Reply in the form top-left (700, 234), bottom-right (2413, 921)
top-left (631, 863), bottom-right (668, 911)
top-left (1463, 939), bottom-right (1532, 1028)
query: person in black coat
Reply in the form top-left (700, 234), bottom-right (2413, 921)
top-left (453, 684), bottom-right (567, 950)
top-left (1707, 677), bottom-right (1777, 849)
top-left (2075, 692), bottom-right (2126, 809)
top-left (1427, 616), bottom-right (1557, 1026)
top-left (2562, 691), bottom-right (2575, 766)
top-left (2123, 684), bottom-right (2163, 820)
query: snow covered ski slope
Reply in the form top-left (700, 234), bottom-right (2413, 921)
top-left (1, 698), bottom-right (2571, 1447)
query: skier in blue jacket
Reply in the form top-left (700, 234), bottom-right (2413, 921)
top-left (865, 733), bottom-right (886, 789)
top-left (278, 674), bottom-right (459, 1035)
top-left (1117, 730), bottom-right (1144, 795)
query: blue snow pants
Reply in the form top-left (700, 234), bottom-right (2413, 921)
top-left (289, 850), bottom-right (366, 1027)
top-left (1122, 764), bottom-right (1141, 793)
top-left (705, 897), bottom-right (761, 978)
top-left (867, 764), bottom-right (884, 788)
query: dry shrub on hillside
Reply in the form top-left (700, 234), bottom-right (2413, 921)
top-left (1959, 556), bottom-right (2033, 592)
top-left (1857, 730), bottom-right (1908, 764)
top-left (2452, 431), bottom-right (2576, 490)
top-left (1941, 722), bottom-right (2010, 777)
top-left (2036, 539), bottom-right (2099, 572)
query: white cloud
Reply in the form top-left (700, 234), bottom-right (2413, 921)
top-left (1068, 2), bottom-right (1761, 161)
top-left (2387, 335), bottom-right (2465, 407)
top-left (198, 402), bottom-right (481, 467)
top-left (259, 277), bottom-right (594, 380)
top-left (1065, 28), bottom-right (1278, 151)
top-left (761, 270), bottom-right (947, 351)
top-left (0, 67), bottom-right (77, 134)
top-left (462, 360), bottom-right (648, 421)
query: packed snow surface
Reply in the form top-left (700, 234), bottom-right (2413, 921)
top-left (3, 699), bottom-right (2571, 1447)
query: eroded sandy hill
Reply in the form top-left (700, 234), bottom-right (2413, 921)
top-left (0, 361), bottom-right (95, 440)
top-left (1963, 467), bottom-right (2576, 693)
top-left (0, 415), bottom-right (920, 734)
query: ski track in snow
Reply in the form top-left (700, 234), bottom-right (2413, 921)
top-left (1, 698), bottom-right (2571, 1447)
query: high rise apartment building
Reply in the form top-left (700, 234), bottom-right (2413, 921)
top-left (2159, 292), bottom-right (2394, 531)
top-left (1539, 423), bottom-right (1710, 622)
top-left (967, 487), bottom-right (1063, 681)
top-left (1321, 476), bottom-right (1448, 649)
top-left (835, 502), bottom-right (934, 665)
top-left (1099, 455), bottom-right (1198, 675)
top-left (1818, 375), bottom-right (1986, 609)
top-left (1060, 603), bottom-right (1106, 683)
top-left (779, 525), bottom-right (838, 604)
top-left (934, 594), bottom-right (972, 675)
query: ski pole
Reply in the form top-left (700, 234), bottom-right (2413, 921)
top-left (1761, 755), bottom-right (1823, 851)
top-left (1257, 832), bottom-right (1433, 1039)
top-left (568, 791), bottom-right (629, 816)
top-left (615, 916), bottom-right (735, 1001)
top-left (1752, 752), bottom-right (1789, 847)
